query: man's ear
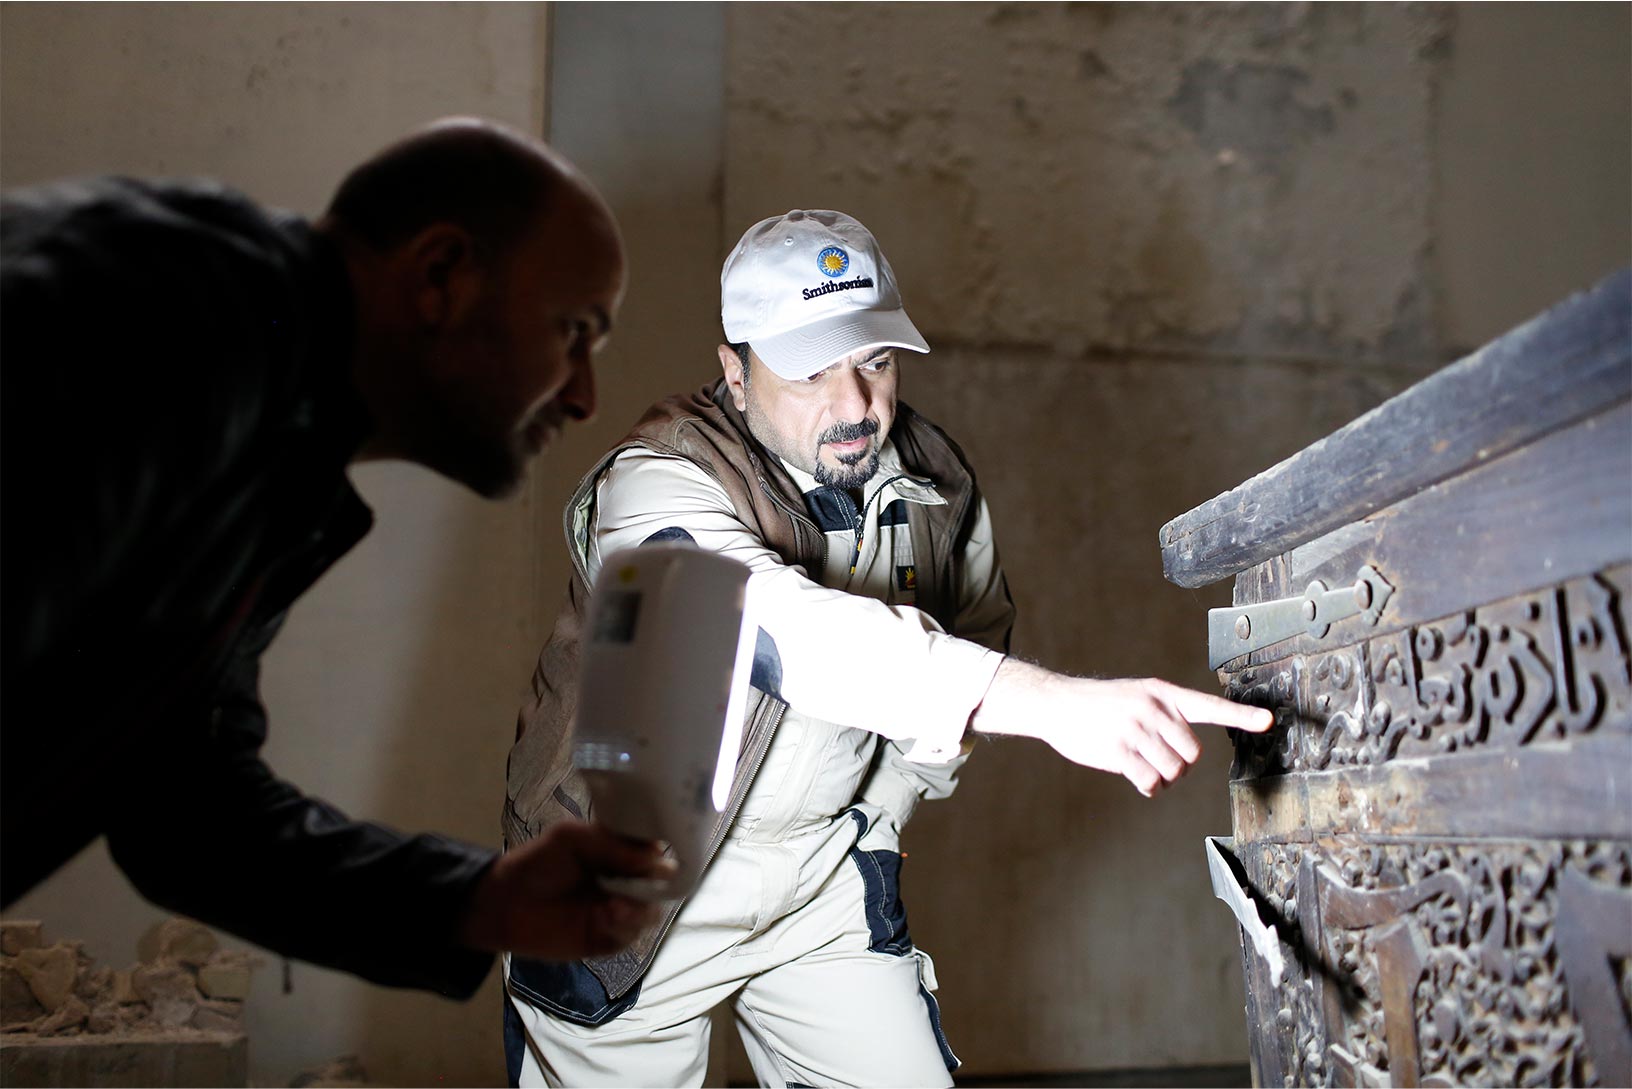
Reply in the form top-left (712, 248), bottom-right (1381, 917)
top-left (405, 223), bottom-right (483, 330)
top-left (717, 344), bottom-right (748, 411)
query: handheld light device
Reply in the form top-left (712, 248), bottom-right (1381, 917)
top-left (572, 544), bottom-right (756, 900)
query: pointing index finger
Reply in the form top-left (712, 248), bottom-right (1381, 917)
top-left (1167, 686), bottom-right (1274, 733)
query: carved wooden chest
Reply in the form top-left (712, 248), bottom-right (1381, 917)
top-left (1161, 269), bottom-right (1631, 1088)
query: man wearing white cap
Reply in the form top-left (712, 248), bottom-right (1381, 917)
top-left (500, 210), bottom-right (1269, 1087)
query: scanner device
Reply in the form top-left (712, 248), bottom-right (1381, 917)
top-left (572, 544), bottom-right (756, 901)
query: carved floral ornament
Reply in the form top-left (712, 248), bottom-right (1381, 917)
top-left (1222, 567), bottom-right (1632, 1087)
top-left (1242, 840), bottom-right (1630, 1088)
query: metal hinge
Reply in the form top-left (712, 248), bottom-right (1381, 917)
top-left (1208, 565), bottom-right (1393, 670)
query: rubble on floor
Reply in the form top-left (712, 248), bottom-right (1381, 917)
top-left (0, 917), bottom-right (259, 1039)
top-left (289, 1053), bottom-right (372, 1087)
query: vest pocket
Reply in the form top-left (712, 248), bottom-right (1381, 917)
top-left (507, 956), bottom-right (642, 1027)
top-left (550, 781), bottom-right (585, 821)
top-left (520, 769), bottom-right (592, 838)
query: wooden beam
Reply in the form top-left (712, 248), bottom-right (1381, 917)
top-left (1161, 268), bottom-right (1631, 589)
top-left (1230, 733), bottom-right (1632, 843)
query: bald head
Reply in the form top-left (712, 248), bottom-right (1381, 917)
top-left (325, 117), bottom-right (589, 258)
top-left (332, 118), bottom-right (624, 498)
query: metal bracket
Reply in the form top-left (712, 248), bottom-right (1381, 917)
top-left (1208, 564), bottom-right (1393, 670)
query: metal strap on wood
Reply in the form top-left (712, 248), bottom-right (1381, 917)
top-left (1207, 564), bottom-right (1393, 670)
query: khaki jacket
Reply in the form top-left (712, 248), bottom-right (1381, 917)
top-left (503, 380), bottom-right (1011, 1010)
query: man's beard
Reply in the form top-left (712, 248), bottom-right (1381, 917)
top-left (813, 419), bottom-right (880, 490)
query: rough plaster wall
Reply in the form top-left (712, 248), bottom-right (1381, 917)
top-left (898, 351), bottom-right (1401, 1073)
top-left (1434, 3), bottom-right (1632, 351)
top-left (535, 0), bottom-right (728, 604)
top-left (730, 3), bottom-right (1446, 367)
top-left (726, 1), bottom-right (1625, 1076)
top-left (0, 4), bottom-right (546, 1086)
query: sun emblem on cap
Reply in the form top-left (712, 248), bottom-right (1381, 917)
top-left (817, 246), bottom-right (849, 278)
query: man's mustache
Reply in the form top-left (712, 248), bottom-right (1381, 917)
top-left (818, 419), bottom-right (879, 445)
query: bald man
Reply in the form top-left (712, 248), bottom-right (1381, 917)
top-left (0, 118), bottom-right (667, 999)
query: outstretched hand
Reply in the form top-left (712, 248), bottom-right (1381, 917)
top-left (972, 659), bottom-right (1273, 796)
top-left (457, 820), bottom-right (675, 961)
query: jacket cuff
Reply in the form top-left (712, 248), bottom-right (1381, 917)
top-left (405, 842), bottom-right (501, 999)
top-left (897, 639), bottom-right (1004, 764)
top-left (422, 945), bottom-right (498, 1000)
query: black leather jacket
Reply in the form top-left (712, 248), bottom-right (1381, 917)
top-left (1, 177), bottom-right (493, 997)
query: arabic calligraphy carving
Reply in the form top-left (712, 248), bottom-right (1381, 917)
top-left (1226, 568), bottom-right (1630, 777)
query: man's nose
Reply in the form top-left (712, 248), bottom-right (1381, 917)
top-left (560, 354), bottom-right (597, 422)
top-left (827, 365), bottom-right (869, 422)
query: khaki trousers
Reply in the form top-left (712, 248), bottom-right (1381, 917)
top-left (504, 814), bottom-right (956, 1088)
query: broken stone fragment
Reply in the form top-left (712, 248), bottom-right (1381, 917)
top-left (75, 964), bottom-right (113, 1004)
top-left (103, 1002), bottom-right (148, 1033)
top-left (132, 961), bottom-right (197, 1005)
top-left (33, 994), bottom-right (89, 1036)
top-left (133, 960), bottom-right (200, 1025)
top-left (289, 1054), bottom-right (371, 1088)
top-left (148, 994), bottom-right (197, 1029)
top-left (0, 960), bottom-right (47, 1028)
top-left (206, 949), bottom-right (263, 970)
top-left (198, 959), bottom-right (254, 1001)
top-left (137, 917), bottom-right (218, 967)
top-left (0, 921), bottom-right (45, 957)
top-left (112, 968), bottom-right (141, 1005)
top-left (15, 943), bottom-right (79, 1011)
top-left (132, 959), bottom-right (200, 1027)
top-left (191, 999), bottom-right (244, 1034)
top-left (86, 1001), bottom-right (121, 1035)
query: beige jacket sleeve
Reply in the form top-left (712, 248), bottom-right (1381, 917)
top-left (591, 447), bottom-right (1007, 764)
top-left (857, 488), bottom-right (1015, 830)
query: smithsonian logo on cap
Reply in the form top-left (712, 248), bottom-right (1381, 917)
top-left (817, 246), bottom-right (849, 278)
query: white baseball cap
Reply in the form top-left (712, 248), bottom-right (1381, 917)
top-left (720, 209), bottom-right (929, 381)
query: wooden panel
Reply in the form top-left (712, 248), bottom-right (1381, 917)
top-left (1188, 277), bottom-right (1632, 1089)
top-left (1224, 566), bottom-right (1631, 776)
top-left (1220, 402), bottom-right (1632, 669)
top-left (1220, 561), bottom-right (1632, 1087)
top-left (1161, 266), bottom-right (1631, 589)
top-left (1231, 734), bottom-right (1632, 843)
top-left (1228, 834), bottom-right (1631, 1087)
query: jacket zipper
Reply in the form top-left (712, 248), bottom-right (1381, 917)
top-left (841, 472), bottom-right (921, 574)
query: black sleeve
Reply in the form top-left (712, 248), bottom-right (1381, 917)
top-left (3, 179), bottom-right (298, 678)
top-left (105, 628), bottom-right (498, 998)
top-left (2, 180), bottom-right (493, 996)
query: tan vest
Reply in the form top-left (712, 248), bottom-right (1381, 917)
top-left (503, 379), bottom-right (988, 999)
